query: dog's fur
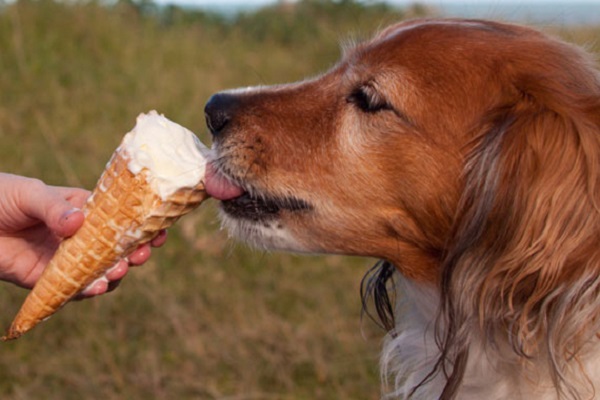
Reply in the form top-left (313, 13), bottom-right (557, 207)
top-left (204, 19), bottom-right (600, 399)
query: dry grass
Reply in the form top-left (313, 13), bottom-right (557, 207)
top-left (0, 1), bottom-right (398, 398)
top-left (0, 1), bottom-right (598, 399)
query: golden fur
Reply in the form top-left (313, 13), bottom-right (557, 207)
top-left (204, 19), bottom-right (600, 399)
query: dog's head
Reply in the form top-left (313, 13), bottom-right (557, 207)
top-left (204, 18), bottom-right (599, 280)
top-left (204, 19), bottom-right (500, 282)
top-left (205, 18), bottom-right (600, 398)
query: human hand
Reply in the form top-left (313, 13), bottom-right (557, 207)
top-left (0, 173), bottom-right (167, 298)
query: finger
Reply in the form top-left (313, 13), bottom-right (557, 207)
top-left (105, 260), bottom-right (129, 281)
top-left (54, 186), bottom-right (91, 209)
top-left (56, 209), bottom-right (85, 238)
top-left (21, 181), bottom-right (86, 238)
top-left (150, 229), bottom-right (168, 247)
top-left (78, 276), bottom-right (109, 298)
top-left (77, 260), bottom-right (129, 299)
top-left (128, 243), bottom-right (151, 265)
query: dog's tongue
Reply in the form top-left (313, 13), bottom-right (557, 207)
top-left (204, 163), bottom-right (245, 200)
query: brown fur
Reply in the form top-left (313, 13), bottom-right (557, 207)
top-left (206, 19), bottom-right (600, 398)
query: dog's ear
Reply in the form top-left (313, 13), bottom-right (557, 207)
top-left (433, 84), bottom-right (600, 398)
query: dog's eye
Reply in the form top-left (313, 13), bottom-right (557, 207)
top-left (347, 85), bottom-right (392, 113)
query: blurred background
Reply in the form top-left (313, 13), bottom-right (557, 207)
top-left (0, 0), bottom-right (598, 399)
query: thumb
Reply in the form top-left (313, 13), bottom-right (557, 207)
top-left (51, 207), bottom-right (85, 238)
top-left (22, 180), bottom-right (86, 238)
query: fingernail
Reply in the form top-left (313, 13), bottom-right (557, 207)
top-left (60, 208), bottom-right (80, 222)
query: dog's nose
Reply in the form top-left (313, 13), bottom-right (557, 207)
top-left (204, 93), bottom-right (238, 137)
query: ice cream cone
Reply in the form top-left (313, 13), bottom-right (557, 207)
top-left (3, 111), bottom-right (209, 340)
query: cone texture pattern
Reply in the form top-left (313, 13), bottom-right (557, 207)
top-left (3, 149), bottom-right (208, 340)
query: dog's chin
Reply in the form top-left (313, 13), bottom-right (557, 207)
top-left (217, 193), bottom-right (313, 252)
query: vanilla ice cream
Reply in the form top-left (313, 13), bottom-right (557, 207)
top-left (121, 110), bottom-right (209, 199)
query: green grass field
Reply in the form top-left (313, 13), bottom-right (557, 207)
top-left (0, 1), bottom-right (598, 398)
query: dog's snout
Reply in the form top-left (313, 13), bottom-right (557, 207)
top-left (204, 93), bottom-right (238, 137)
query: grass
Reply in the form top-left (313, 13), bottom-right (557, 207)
top-left (0, 1), bottom-right (404, 399)
top-left (0, 1), bottom-right (598, 399)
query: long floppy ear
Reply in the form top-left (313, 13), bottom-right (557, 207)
top-left (432, 85), bottom-right (600, 399)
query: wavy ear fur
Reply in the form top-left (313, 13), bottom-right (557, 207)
top-left (433, 79), bottom-right (600, 399)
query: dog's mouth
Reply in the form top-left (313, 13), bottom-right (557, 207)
top-left (222, 193), bottom-right (311, 222)
top-left (204, 163), bottom-right (312, 221)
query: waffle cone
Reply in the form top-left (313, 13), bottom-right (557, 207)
top-left (3, 148), bottom-right (208, 340)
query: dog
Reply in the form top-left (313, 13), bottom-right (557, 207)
top-left (203, 19), bottom-right (600, 399)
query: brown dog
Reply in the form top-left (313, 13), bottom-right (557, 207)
top-left (204, 19), bottom-right (600, 400)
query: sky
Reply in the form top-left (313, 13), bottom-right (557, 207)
top-left (166, 0), bottom-right (600, 3)
top-left (150, 0), bottom-right (600, 25)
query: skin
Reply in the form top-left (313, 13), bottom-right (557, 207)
top-left (0, 172), bottom-right (167, 298)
